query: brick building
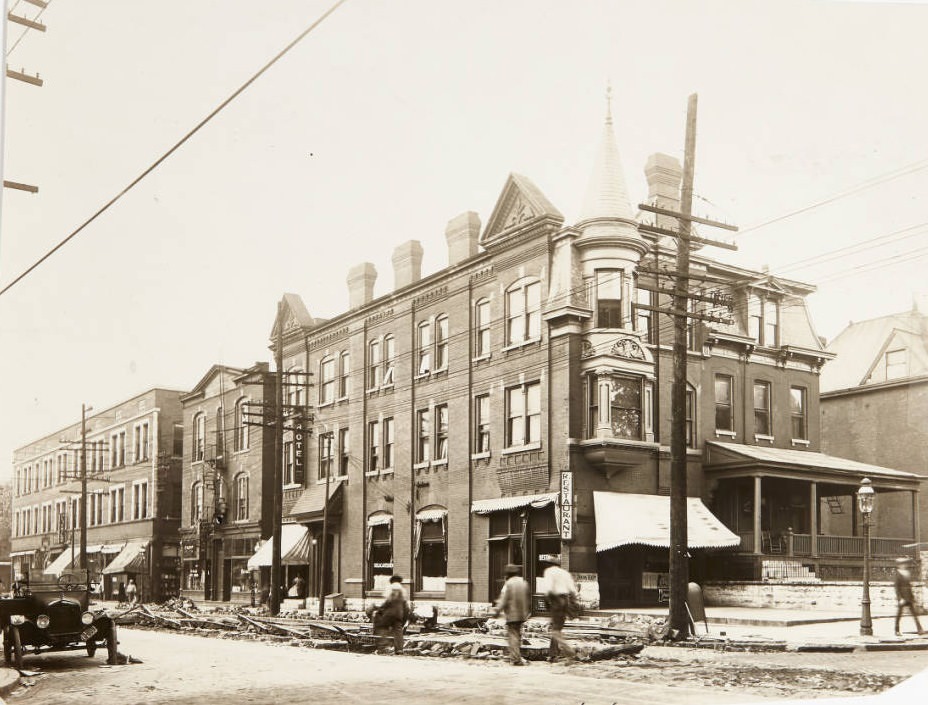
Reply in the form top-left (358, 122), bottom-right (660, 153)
top-left (820, 305), bottom-right (928, 547)
top-left (178, 364), bottom-right (277, 603)
top-left (243, 109), bottom-right (920, 610)
top-left (10, 389), bottom-right (185, 602)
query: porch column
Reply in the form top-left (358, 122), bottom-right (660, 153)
top-left (810, 481), bottom-right (818, 558)
top-left (913, 490), bottom-right (921, 560)
top-left (753, 476), bottom-right (762, 554)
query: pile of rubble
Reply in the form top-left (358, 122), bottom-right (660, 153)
top-left (110, 599), bottom-right (647, 662)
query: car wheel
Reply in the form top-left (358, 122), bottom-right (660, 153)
top-left (86, 639), bottom-right (97, 657)
top-left (10, 626), bottom-right (23, 671)
top-left (105, 620), bottom-right (118, 665)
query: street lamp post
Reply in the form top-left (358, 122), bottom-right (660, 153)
top-left (857, 477), bottom-right (875, 637)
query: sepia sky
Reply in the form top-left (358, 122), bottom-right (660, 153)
top-left (1, 0), bottom-right (927, 480)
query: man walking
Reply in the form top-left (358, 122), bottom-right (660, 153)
top-left (493, 564), bottom-right (531, 666)
top-left (372, 575), bottom-right (409, 654)
top-left (543, 556), bottom-right (577, 662)
top-left (894, 557), bottom-right (924, 636)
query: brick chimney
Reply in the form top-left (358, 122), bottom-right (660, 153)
top-left (392, 240), bottom-right (423, 290)
top-left (346, 262), bottom-right (377, 308)
top-left (644, 153), bottom-right (682, 230)
top-left (444, 211), bottom-right (480, 266)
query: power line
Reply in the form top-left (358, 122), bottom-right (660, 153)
top-left (0, 0), bottom-right (349, 299)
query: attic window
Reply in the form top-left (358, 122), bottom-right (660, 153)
top-left (885, 349), bottom-right (907, 380)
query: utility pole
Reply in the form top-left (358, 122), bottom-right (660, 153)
top-left (270, 300), bottom-right (284, 617)
top-left (80, 403), bottom-right (88, 574)
top-left (638, 94), bottom-right (738, 638)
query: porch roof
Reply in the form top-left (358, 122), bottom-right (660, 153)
top-left (704, 441), bottom-right (923, 487)
top-left (593, 492), bottom-right (740, 552)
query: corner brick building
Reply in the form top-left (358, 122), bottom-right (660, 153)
top-left (10, 389), bottom-right (185, 602)
top-left (227, 109), bottom-right (923, 611)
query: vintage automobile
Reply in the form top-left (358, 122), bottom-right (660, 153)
top-left (0, 570), bottom-right (118, 669)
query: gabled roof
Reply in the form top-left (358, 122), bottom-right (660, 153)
top-left (821, 309), bottom-right (928, 392)
top-left (480, 173), bottom-right (563, 246)
top-left (181, 364), bottom-right (245, 403)
top-left (269, 293), bottom-right (316, 341)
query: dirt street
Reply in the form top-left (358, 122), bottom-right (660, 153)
top-left (6, 627), bottom-right (928, 705)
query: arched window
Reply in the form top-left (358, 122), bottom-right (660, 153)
top-left (505, 279), bottom-right (541, 345)
top-left (191, 482), bottom-right (204, 523)
top-left (234, 473), bottom-right (249, 521)
top-left (338, 350), bottom-right (350, 398)
top-left (319, 356), bottom-right (335, 404)
top-left (435, 315), bottom-right (449, 370)
top-left (368, 339), bottom-right (382, 388)
top-left (417, 320), bottom-right (432, 374)
top-left (234, 398), bottom-right (250, 451)
top-left (383, 335), bottom-right (395, 385)
top-left (193, 413), bottom-right (205, 462)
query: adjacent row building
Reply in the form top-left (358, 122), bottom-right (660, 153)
top-left (10, 107), bottom-right (923, 611)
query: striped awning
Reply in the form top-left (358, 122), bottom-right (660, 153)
top-left (471, 492), bottom-right (559, 514)
top-left (416, 508), bottom-right (447, 522)
top-left (44, 548), bottom-right (77, 576)
top-left (247, 524), bottom-right (309, 569)
top-left (102, 540), bottom-right (149, 575)
top-left (367, 513), bottom-right (393, 527)
top-left (593, 491), bottom-right (740, 552)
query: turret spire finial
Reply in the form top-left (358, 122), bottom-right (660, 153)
top-left (606, 80), bottom-right (613, 125)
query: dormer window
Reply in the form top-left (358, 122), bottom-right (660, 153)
top-left (885, 349), bottom-right (907, 380)
top-left (748, 293), bottom-right (779, 347)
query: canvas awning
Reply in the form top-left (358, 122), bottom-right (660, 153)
top-left (85, 543), bottom-right (124, 555)
top-left (416, 507), bottom-right (447, 522)
top-left (102, 540), bottom-right (149, 575)
top-left (246, 524), bottom-right (309, 570)
top-left (471, 492), bottom-right (559, 514)
top-left (10, 550), bottom-right (35, 557)
top-left (287, 480), bottom-right (344, 522)
top-left (44, 548), bottom-right (77, 576)
top-left (593, 491), bottom-right (740, 552)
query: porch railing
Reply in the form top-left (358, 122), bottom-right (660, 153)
top-left (736, 531), bottom-right (911, 558)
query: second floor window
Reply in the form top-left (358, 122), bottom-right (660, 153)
top-left (338, 428), bottom-right (350, 476)
top-left (416, 410), bottom-right (431, 463)
top-left (192, 482), bottom-right (204, 522)
top-left (367, 419), bottom-right (394, 473)
top-left (435, 405), bottom-right (448, 461)
top-left (110, 487), bottom-right (125, 523)
top-left (610, 375), bottom-right (642, 440)
top-left (475, 394), bottom-right (490, 453)
top-left (132, 481), bottom-right (149, 520)
top-left (383, 417), bottom-right (394, 470)
top-left (235, 474), bottom-right (249, 521)
top-left (506, 280), bottom-right (541, 345)
top-left (368, 420), bottom-right (380, 472)
top-left (714, 374), bottom-right (734, 432)
top-left (319, 433), bottom-right (334, 480)
top-left (506, 381), bottom-right (541, 447)
top-left (790, 386), bottom-right (808, 440)
top-left (685, 386), bottom-right (696, 448)
top-left (754, 381), bottom-right (771, 436)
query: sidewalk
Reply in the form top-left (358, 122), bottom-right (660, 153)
top-left (605, 606), bottom-right (928, 651)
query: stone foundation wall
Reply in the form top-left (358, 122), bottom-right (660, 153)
top-left (703, 580), bottom-right (925, 613)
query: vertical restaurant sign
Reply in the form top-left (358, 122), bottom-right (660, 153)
top-left (293, 416), bottom-right (306, 485)
top-left (560, 471), bottom-right (573, 540)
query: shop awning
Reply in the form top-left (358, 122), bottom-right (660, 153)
top-left (102, 540), bottom-right (149, 575)
top-left (85, 543), bottom-right (124, 555)
top-left (44, 548), bottom-right (77, 576)
top-left (246, 524), bottom-right (309, 570)
top-left (287, 480), bottom-right (344, 522)
top-left (593, 491), bottom-right (740, 552)
top-left (367, 513), bottom-right (393, 527)
top-left (471, 492), bottom-right (559, 514)
top-left (10, 550), bottom-right (35, 557)
top-left (416, 507), bottom-right (447, 522)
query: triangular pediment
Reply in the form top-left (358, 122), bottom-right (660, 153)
top-left (269, 293), bottom-right (316, 341)
top-left (480, 173), bottom-right (563, 246)
top-left (744, 275), bottom-right (790, 296)
top-left (183, 364), bottom-right (245, 403)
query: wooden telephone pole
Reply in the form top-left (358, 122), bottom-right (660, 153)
top-left (638, 94), bottom-right (738, 637)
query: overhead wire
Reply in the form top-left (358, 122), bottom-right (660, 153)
top-left (0, 0), bottom-right (349, 299)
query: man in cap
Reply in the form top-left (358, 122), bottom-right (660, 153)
top-left (492, 563), bottom-right (531, 665)
top-left (542, 555), bottom-right (577, 662)
top-left (894, 557), bottom-right (923, 636)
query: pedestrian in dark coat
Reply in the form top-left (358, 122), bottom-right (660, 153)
top-left (373, 575), bottom-right (409, 654)
top-left (894, 557), bottom-right (924, 636)
top-left (493, 564), bottom-right (531, 665)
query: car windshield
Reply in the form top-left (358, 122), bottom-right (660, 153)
top-left (28, 570), bottom-right (90, 590)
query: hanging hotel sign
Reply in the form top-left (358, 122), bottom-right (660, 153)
top-left (560, 471), bottom-right (573, 540)
top-left (293, 416), bottom-right (307, 486)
